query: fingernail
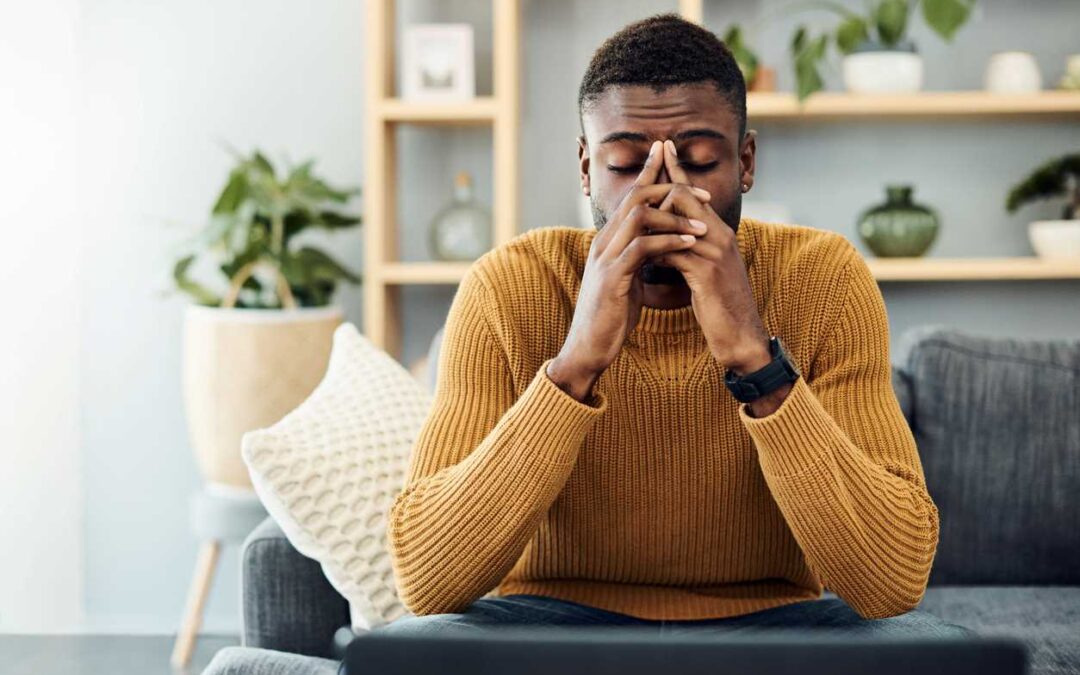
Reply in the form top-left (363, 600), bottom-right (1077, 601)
top-left (692, 187), bottom-right (711, 199)
top-left (689, 219), bottom-right (707, 231)
top-left (649, 140), bottom-right (660, 157)
top-left (666, 139), bottom-right (677, 156)
top-left (680, 234), bottom-right (696, 242)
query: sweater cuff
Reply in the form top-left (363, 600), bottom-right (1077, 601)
top-left (738, 374), bottom-right (839, 478)
top-left (513, 357), bottom-right (608, 463)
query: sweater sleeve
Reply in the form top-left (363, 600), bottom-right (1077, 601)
top-left (737, 249), bottom-right (939, 620)
top-left (387, 265), bottom-right (609, 616)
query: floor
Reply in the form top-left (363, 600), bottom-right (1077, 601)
top-left (0, 633), bottom-right (239, 675)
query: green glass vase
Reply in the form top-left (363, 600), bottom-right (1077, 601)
top-left (857, 185), bottom-right (939, 257)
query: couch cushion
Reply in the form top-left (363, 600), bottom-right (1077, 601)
top-left (895, 327), bottom-right (1080, 585)
top-left (918, 586), bottom-right (1080, 675)
top-left (241, 323), bottom-right (430, 632)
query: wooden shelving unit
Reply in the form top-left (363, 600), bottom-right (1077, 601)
top-left (363, 0), bottom-right (519, 360)
top-left (362, 0), bottom-right (1079, 360)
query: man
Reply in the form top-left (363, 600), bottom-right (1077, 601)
top-left (380, 13), bottom-right (971, 639)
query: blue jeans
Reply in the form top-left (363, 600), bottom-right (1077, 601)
top-left (368, 593), bottom-right (976, 639)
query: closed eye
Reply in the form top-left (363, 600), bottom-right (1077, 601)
top-left (607, 161), bottom-right (719, 174)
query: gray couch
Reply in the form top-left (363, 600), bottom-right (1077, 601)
top-left (203, 326), bottom-right (1080, 675)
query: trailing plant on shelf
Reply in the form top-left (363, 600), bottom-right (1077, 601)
top-left (1006, 153), bottom-right (1080, 221)
top-left (723, 25), bottom-right (760, 89)
top-left (787, 0), bottom-right (977, 101)
top-left (172, 148), bottom-right (363, 309)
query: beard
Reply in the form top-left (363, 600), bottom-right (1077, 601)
top-left (591, 190), bottom-right (742, 286)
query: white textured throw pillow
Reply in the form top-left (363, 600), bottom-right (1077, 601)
top-left (241, 322), bottom-right (431, 631)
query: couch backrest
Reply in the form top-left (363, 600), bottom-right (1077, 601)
top-left (893, 326), bottom-right (1080, 586)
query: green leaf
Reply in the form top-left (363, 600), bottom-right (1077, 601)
top-left (922, 0), bottom-right (974, 41)
top-left (173, 254), bottom-right (221, 306)
top-left (314, 210), bottom-right (362, 228)
top-left (211, 169), bottom-right (248, 215)
top-left (250, 151), bottom-right (276, 177)
top-left (835, 15), bottom-right (869, 54)
top-left (1005, 153), bottom-right (1080, 213)
top-left (791, 25), bottom-right (828, 101)
top-left (722, 25), bottom-right (760, 86)
top-left (873, 0), bottom-right (909, 46)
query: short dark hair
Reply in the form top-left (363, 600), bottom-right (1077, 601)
top-left (578, 13), bottom-right (747, 139)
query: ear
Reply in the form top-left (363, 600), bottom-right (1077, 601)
top-left (577, 134), bottom-right (591, 196)
top-left (739, 129), bottom-right (757, 193)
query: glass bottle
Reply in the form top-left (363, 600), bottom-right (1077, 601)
top-left (428, 171), bottom-right (492, 261)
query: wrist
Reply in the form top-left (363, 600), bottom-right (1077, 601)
top-left (722, 338), bottom-right (773, 376)
top-left (546, 355), bottom-right (602, 404)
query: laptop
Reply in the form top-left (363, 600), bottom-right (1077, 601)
top-left (345, 625), bottom-right (1028, 675)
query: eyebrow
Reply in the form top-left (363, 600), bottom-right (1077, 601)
top-left (597, 128), bottom-right (726, 145)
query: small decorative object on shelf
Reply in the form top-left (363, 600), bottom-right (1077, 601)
top-left (788, 0), bottom-right (976, 100)
top-left (429, 170), bottom-right (492, 261)
top-left (402, 23), bottom-right (475, 102)
top-left (1059, 54), bottom-right (1080, 91)
top-left (857, 184), bottom-right (940, 257)
top-left (1006, 153), bottom-right (1080, 259)
top-left (985, 51), bottom-right (1043, 93)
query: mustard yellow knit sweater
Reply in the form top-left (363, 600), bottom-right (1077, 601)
top-left (388, 217), bottom-right (938, 622)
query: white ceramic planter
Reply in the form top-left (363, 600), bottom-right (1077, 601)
top-left (1027, 220), bottom-right (1080, 259)
top-left (182, 305), bottom-right (343, 488)
top-left (984, 51), bottom-right (1043, 93)
top-left (842, 51), bottom-right (924, 93)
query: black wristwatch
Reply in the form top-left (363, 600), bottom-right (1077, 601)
top-left (724, 336), bottom-right (801, 403)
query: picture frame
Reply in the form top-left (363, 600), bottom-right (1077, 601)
top-left (401, 23), bottom-right (476, 102)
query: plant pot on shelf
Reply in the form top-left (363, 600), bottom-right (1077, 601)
top-left (842, 41), bottom-right (923, 94)
top-left (1027, 220), bottom-right (1080, 259)
top-left (857, 185), bottom-right (940, 258)
top-left (182, 303), bottom-right (342, 489)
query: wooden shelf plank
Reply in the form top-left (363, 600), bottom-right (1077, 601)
top-left (748, 91), bottom-right (1080, 121)
top-left (381, 261), bottom-right (473, 284)
top-left (379, 257), bottom-right (1080, 285)
top-left (378, 97), bottom-right (498, 125)
top-left (867, 257), bottom-right (1080, 281)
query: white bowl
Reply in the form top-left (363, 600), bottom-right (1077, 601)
top-left (1028, 219), bottom-right (1080, 258)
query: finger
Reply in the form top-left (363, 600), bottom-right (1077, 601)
top-left (594, 183), bottom-right (710, 254)
top-left (615, 232), bottom-right (699, 272)
top-left (657, 184), bottom-right (713, 221)
top-left (633, 140), bottom-right (665, 188)
top-left (602, 203), bottom-right (708, 261)
top-left (663, 139), bottom-right (691, 185)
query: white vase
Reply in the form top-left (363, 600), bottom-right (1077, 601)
top-left (1027, 220), bottom-right (1080, 259)
top-left (984, 51), bottom-right (1043, 93)
top-left (842, 49), bottom-right (923, 94)
top-left (182, 305), bottom-right (342, 488)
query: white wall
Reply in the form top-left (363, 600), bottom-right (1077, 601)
top-left (0, 0), bottom-right (85, 633)
top-left (77, 0), bottom-right (368, 633)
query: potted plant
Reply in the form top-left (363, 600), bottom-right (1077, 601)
top-left (1006, 153), bottom-right (1080, 259)
top-left (723, 25), bottom-right (775, 92)
top-left (789, 0), bottom-right (976, 100)
top-left (172, 148), bottom-right (362, 489)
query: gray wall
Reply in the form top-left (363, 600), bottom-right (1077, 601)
top-left (78, 0), bottom-right (1079, 633)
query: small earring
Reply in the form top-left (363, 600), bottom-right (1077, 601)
top-left (741, 184), bottom-right (750, 193)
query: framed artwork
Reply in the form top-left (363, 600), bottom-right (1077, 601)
top-left (402, 24), bottom-right (476, 101)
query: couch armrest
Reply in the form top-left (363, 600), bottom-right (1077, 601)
top-left (241, 516), bottom-right (350, 658)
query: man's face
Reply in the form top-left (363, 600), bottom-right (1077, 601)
top-left (578, 82), bottom-right (756, 286)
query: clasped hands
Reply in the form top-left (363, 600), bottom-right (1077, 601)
top-left (639, 139), bottom-right (770, 376)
